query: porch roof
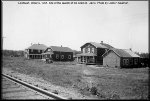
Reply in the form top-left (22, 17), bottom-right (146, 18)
top-left (42, 52), bottom-right (53, 54)
top-left (76, 53), bottom-right (96, 56)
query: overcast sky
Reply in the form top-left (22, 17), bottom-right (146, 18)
top-left (3, 1), bottom-right (148, 53)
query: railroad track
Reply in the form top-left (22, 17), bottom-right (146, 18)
top-left (2, 73), bottom-right (70, 100)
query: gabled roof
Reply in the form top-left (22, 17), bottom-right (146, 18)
top-left (101, 43), bottom-right (114, 49)
top-left (103, 48), bottom-right (140, 58)
top-left (49, 46), bottom-right (73, 52)
top-left (124, 49), bottom-right (140, 57)
top-left (81, 42), bottom-right (109, 48)
top-left (27, 44), bottom-right (47, 50)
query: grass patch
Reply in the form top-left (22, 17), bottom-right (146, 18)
top-left (2, 56), bottom-right (149, 99)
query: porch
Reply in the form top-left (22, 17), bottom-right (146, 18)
top-left (76, 53), bottom-right (96, 64)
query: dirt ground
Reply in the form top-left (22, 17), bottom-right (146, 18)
top-left (2, 68), bottom-right (95, 99)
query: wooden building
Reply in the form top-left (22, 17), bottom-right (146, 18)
top-left (24, 43), bottom-right (47, 59)
top-left (76, 41), bottom-right (113, 65)
top-left (43, 46), bottom-right (74, 61)
top-left (102, 48), bottom-right (140, 68)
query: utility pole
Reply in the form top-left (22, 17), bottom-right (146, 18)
top-left (2, 36), bottom-right (6, 56)
top-left (2, 36), bottom-right (6, 50)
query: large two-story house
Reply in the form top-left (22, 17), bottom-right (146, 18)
top-left (24, 43), bottom-right (47, 59)
top-left (76, 41), bottom-right (113, 65)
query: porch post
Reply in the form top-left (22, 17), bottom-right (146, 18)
top-left (77, 56), bottom-right (78, 62)
top-left (93, 56), bottom-right (94, 63)
top-left (86, 56), bottom-right (87, 63)
top-left (83, 56), bottom-right (84, 63)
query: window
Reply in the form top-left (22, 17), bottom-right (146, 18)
top-left (123, 59), bottom-right (129, 65)
top-left (126, 59), bottom-right (129, 65)
top-left (134, 59), bottom-right (138, 65)
top-left (61, 55), bottom-right (64, 59)
top-left (130, 59), bottom-right (133, 65)
top-left (92, 48), bottom-right (94, 53)
top-left (88, 48), bottom-right (90, 53)
top-left (48, 48), bottom-right (51, 52)
top-left (68, 55), bottom-right (71, 59)
top-left (83, 48), bottom-right (85, 53)
top-left (123, 59), bottom-right (126, 65)
top-left (56, 54), bottom-right (59, 59)
top-left (31, 49), bottom-right (33, 52)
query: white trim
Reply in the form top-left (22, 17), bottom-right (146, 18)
top-left (91, 48), bottom-right (94, 53)
top-left (102, 49), bottom-right (121, 57)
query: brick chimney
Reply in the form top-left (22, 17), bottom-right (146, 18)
top-left (101, 41), bottom-right (103, 44)
top-left (61, 45), bottom-right (62, 47)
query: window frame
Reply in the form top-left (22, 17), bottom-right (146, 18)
top-left (88, 48), bottom-right (90, 53)
top-left (68, 55), bottom-right (71, 59)
top-left (92, 48), bottom-right (94, 53)
top-left (31, 49), bottom-right (33, 52)
top-left (83, 48), bottom-right (85, 53)
top-left (134, 59), bottom-right (138, 65)
top-left (123, 59), bottom-right (129, 65)
top-left (61, 55), bottom-right (64, 59)
top-left (56, 54), bottom-right (59, 59)
top-left (48, 48), bottom-right (51, 52)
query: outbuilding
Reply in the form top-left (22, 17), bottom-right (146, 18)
top-left (102, 48), bottom-right (140, 68)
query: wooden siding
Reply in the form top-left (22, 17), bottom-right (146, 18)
top-left (81, 43), bottom-right (97, 54)
top-left (103, 51), bottom-right (120, 68)
top-left (29, 49), bottom-right (43, 54)
top-left (120, 57), bottom-right (140, 68)
top-left (80, 43), bottom-right (108, 65)
top-left (52, 51), bottom-right (73, 61)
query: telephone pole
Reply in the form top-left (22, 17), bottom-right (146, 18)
top-left (2, 36), bottom-right (6, 50)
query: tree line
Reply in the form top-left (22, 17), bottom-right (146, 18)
top-left (2, 50), bottom-right (24, 57)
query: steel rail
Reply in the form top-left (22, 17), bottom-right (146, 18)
top-left (2, 73), bottom-right (70, 100)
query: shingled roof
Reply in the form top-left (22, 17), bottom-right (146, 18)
top-left (103, 48), bottom-right (140, 58)
top-left (101, 43), bottom-right (114, 49)
top-left (50, 46), bottom-right (73, 52)
top-left (81, 42), bottom-right (114, 49)
top-left (27, 44), bottom-right (47, 50)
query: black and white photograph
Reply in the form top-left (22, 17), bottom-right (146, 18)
top-left (2, 0), bottom-right (149, 100)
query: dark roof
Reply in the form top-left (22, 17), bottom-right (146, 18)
top-left (27, 44), bottom-right (47, 50)
top-left (50, 46), bottom-right (73, 52)
top-left (103, 48), bottom-right (140, 58)
top-left (81, 42), bottom-right (108, 48)
top-left (101, 43), bottom-right (114, 49)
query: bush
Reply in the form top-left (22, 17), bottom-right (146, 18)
top-left (90, 86), bottom-right (98, 95)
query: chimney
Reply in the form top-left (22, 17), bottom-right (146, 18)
top-left (38, 42), bottom-right (40, 45)
top-left (101, 41), bottom-right (103, 44)
top-left (61, 45), bottom-right (62, 47)
top-left (129, 48), bottom-right (132, 51)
